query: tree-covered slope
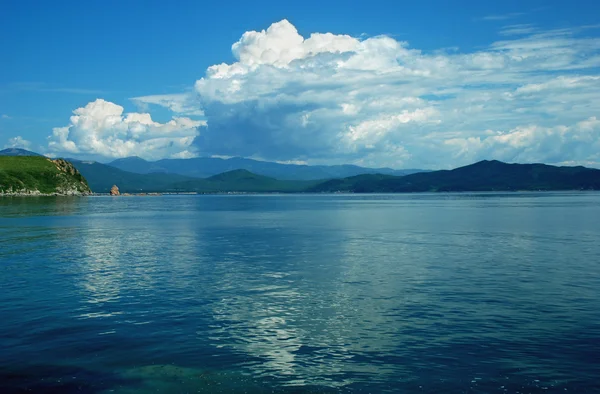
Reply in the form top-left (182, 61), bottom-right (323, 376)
top-left (52, 156), bottom-right (600, 194)
top-left (71, 161), bottom-right (316, 193)
top-left (0, 148), bottom-right (44, 157)
top-left (0, 156), bottom-right (91, 195)
top-left (70, 159), bottom-right (199, 193)
top-left (171, 169), bottom-right (319, 193)
top-left (310, 160), bottom-right (600, 192)
top-left (107, 155), bottom-right (425, 180)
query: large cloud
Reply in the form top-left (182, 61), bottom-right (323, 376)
top-left (189, 20), bottom-right (600, 168)
top-left (4, 136), bottom-right (32, 150)
top-left (48, 99), bottom-right (205, 160)
top-left (130, 93), bottom-right (205, 116)
top-left (45, 20), bottom-right (600, 168)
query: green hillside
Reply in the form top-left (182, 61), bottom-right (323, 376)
top-left (71, 161), bottom-right (319, 193)
top-left (310, 160), bottom-right (600, 192)
top-left (71, 159), bottom-right (199, 193)
top-left (0, 156), bottom-right (91, 195)
top-left (107, 155), bottom-right (425, 180)
top-left (16, 153), bottom-right (599, 195)
top-left (172, 169), bottom-right (319, 193)
top-left (77, 162), bottom-right (318, 193)
top-left (0, 148), bottom-right (44, 157)
top-left (310, 173), bottom-right (397, 193)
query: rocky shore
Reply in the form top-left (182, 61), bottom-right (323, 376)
top-left (0, 189), bottom-right (92, 197)
top-left (1, 156), bottom-right (92, 196)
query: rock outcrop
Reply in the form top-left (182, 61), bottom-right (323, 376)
top-left (51, 159), bottom-right (92, 194)
top-left (110, 185), bottom-right (120, 196)
top-left (0, 156), bottom-right (92, 196)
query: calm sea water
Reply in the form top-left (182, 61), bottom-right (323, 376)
top-left (1, 193), bottom-right (599, 393)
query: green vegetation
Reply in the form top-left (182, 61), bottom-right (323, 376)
top-left (73, 161), bottom-right (319, 193)
top-left (309, 160), bottom-right (600, 193)
top-left (74, 159), bottom-right (600, 194)
top-left (0, 148), bottom-right (43, 157)
top-left (71, 159), bottom-right (198, 193)
top-left (0, 156), bottom-right (91, 195)
top-left (172, 170), bottom-right (319, 193)
top-left (309, 173), bottom-right (397, 193)
top-left (5, 154), bottom-right (591, 195)
top-left (107, 155), bottom-right (425, 180)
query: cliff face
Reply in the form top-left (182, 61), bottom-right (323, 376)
top-left (0, 156), bottom-right (92, 196)
top-left (51, 158), bottom-right (92, 195)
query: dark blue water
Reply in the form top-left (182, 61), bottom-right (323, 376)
top-left (1, 193), bottom-right (599, 393)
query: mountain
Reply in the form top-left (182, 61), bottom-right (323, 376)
top-left (309, 160), bottom-right (600, 192)
top-left (171, 170), bottom-right (318, 193)
top-left (7, 149), bottom-right (598, 194)
top-left (69, 160), bottom-right (199, 193)
top-left (77, 159), bottom-right (600, 195)
top-left (107, 156), bottom-right (425, 180)
top-left (0, 156), bottom-right (91, 195)
top-left (70, 161), bottom-right (316, 193)
top-left (108, 156), bottom-right (170, 174)
top-left (0, 148), bottom-right (44, 157)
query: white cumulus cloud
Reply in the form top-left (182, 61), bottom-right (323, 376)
top-left (130, 93), bottom-right (205, 116)
top-left (443, 117), bottom-right (600, 165)
top-left (4, 136), bottom-right (32, 150)
top-left (515, 75), bottom-right (600, 94)
top-left (45, 20), bottom-right (600, 168)
top-left (188, 20), bottom-right (600, 168)
top-left (47, 99), bottom-right (205, 160)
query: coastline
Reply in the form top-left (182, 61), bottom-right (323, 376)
top-left (3, 189), bottom-right (599, 198)
top-left (0, 191), bottom-right (92, 197)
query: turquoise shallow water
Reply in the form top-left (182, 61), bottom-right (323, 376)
top-left (1, 193), bottom-right (599, 393)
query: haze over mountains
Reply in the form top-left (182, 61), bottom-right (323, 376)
top-left (0, 148), bottom-right (43, 157)
top-left (310, 160), bottom-right (600, 193)
top-left (1, 148), bottom-right (424, 192)
top-left (2, 148), bottom-right (600, 194)
top-left (71, 158), bottom-right (316, 193)
top-left (68, 158), bottom-right (600, 193)
top-left (0, 149), bottom-right (424, 179)
top-left (107, 156), bottom-right (424, 180)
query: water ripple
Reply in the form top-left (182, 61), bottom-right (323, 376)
top-left (1, 193), bottom-right (599, 393)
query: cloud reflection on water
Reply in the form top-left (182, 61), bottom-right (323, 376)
top-left (2, 194), bottom-right (600, 392)
top-left (201, 205), bottom-right (431, 387)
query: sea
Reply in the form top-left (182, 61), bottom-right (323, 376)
top-left (1, 193), bottom-right (599, 393)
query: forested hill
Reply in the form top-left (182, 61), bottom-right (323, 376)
top-left (0, 156), bottom-right (91, 195)
top-left (3, 151), bottom-right (599, 194)
top-left (309, 160), bottom-right (600, 192)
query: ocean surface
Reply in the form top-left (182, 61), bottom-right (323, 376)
top-left (1, 193), bottom-right (599, 393)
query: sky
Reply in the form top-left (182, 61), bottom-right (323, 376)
top-left (1, 0), bottom-right (599, 169)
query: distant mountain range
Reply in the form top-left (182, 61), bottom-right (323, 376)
top-left (0, 148), bottom-right (426, 181)
top-left (107, 156), bottom-right (425, 180)
top-left (67, 159), bottom-right (199, 193)
top-left (0, 148), bottom-right (43, 157)
top-left (47, 159), bottom-right (600, 193)
top-left (68, 159), bottom-right (316, 193)
top-left (2, 149), bottom-right (600, 194)
top-left (310, 160), bottom-right (600, 192)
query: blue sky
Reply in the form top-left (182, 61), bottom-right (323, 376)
top-left (1, 0), bottom-right (599, 168)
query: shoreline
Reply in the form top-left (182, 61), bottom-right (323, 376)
top-left (2, 189), bottom-right (599, 198)
top-left (0, 192), bottom-right (92, 197)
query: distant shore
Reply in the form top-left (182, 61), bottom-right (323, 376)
top-left (0, 192), bottom-right (91, 197)
top-left (3, 189), bottom-right (600, 198)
